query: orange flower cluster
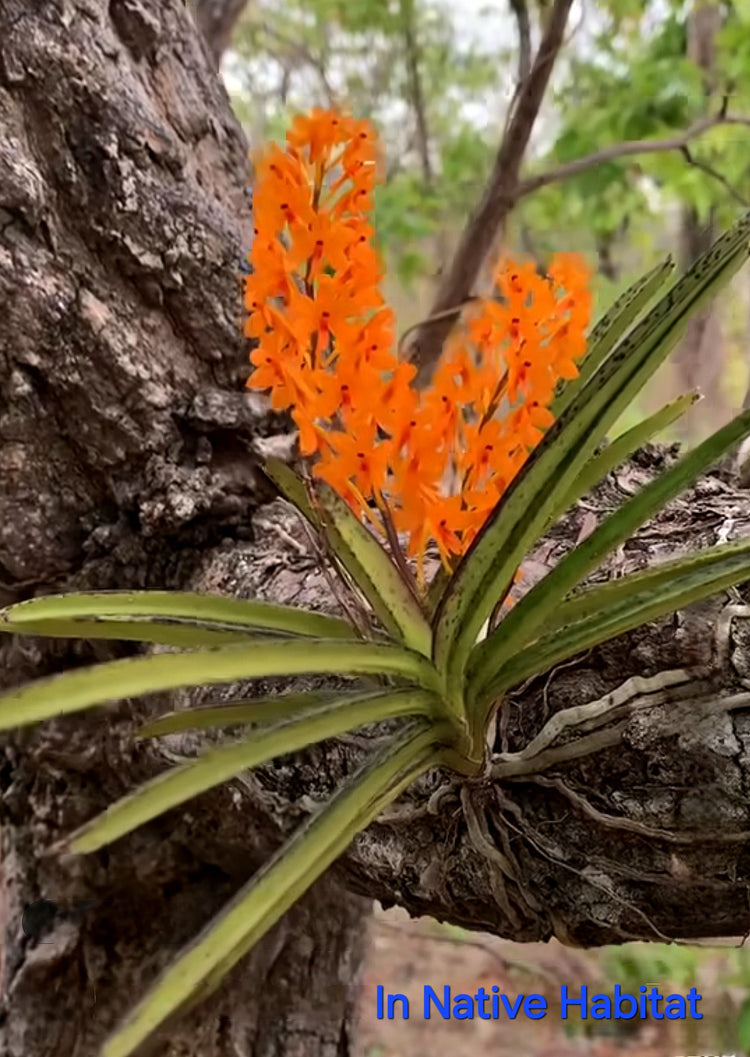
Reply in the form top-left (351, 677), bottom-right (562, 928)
top-left (245, 108), bottom-right (592, 583)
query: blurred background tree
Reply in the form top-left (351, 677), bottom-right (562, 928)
top-left (219, 0), bottom-right (750, 438)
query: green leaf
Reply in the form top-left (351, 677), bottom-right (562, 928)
top-left (552, 257), bottom-right (676, 420)
top-left (475, 540), bottom-right (750, 700)
top-left (265, 458), bottom-right (432, 655)
top-left (63, 687), bottom-right (440, 854)
top-left (316, 483), bottom-right (432, 654)
top-left (0, 590), bottom-right (353, 640)
top-left (434, 211), bottom-right (750, 699)
top-left (0, 617), bottom-right (267, 649)
top-left (543, 535), bottom-right (750, 634)
top-left (467, 407), bottom-right (750, 706)
top-left (425, 566), bottom-right (452, 620)
top-left (99, 722), bottom-right (440, 1057)
top-left (137, 689), bottom-right (346, 736)
top-left (262, 457), bottom-right (318, 522)
top-left (0, 636), bottom-right (441, 731)
top-left (555, 390), bottom-right (699, 516)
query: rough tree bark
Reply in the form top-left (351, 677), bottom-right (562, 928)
top-left (0, 3), bottom-right (369, 1056)
top-left (4, 4), bottom-right (750, 1057)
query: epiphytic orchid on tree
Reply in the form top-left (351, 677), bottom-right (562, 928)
top-left (3, 108), bottom-right (750, 1057)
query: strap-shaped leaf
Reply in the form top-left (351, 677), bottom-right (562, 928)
top-left (138, 689), bottom-right (345, 736)
top-left (426, 566), bottom-right (451, 620)
top-left (467, 408), bottom-right (750, 704)
top-left (474, 543), bottom-right (750, 702)
top-left (100, 722), bottom-right (440, 1057)
top-left (316, 482), bottom-right (433, 654)
top-left (541, 535), bottom-right (750, 635)
top-left (0, 617), bottom-right (265, 649)
top-left (0, 590), bottom-right (352, 640)
top-left (552, 257), bottom-right (675, 420)
top-left (554, 390), bottom-right (699, 519)
top-left (261, 455), bottom-right (318, 521)
top-left (266, 458), bottom-right (432, 654)
top-left (61, 688), bottom-right (440, 854)
top-left (0, 636), bottom-right (441, 730)
top-left (434, 211), bottom-right (750, 696)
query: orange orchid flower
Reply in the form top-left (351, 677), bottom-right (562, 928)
top-left (244, 107), bottom-right (593, 587)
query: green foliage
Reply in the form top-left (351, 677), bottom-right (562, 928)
top-left (603, 943), bottom-right (702, 991)
top-left (229, 0), bottom-right (507, 284)
top-left (3, 216), bottom-right (750, 1056)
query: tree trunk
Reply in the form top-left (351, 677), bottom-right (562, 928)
top-left (676, 0), bottom-right (726, 440)
top-left (5, 4), bottom-right (750, 1057)
top-left (195, 0), bottom-right (251, 66)
top-left (0, 3), bottom-right (369, 1055)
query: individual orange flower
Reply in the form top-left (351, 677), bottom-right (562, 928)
top-left (286, 108), bottom-right (348, 162)
top-left (289, 213), bottom-right (358, 277)
top-left (316, 416), bottom-right (390, 501)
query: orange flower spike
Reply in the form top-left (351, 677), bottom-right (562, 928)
top-left (245, 108), bottom-right (596, 571)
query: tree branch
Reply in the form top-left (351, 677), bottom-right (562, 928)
top-left (516, 111), bottom-right (750, 199)
top-left (405, 0), bottom-right (574, 387)
top-left (256, 21), bottom-right (337, 108)
top-left (400, 0), bottom-right (433, 185)
top-left (509, 0), bottom-right (532, 85)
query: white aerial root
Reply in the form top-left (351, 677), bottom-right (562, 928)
top-left (489, 596), bottom-right (750, 780)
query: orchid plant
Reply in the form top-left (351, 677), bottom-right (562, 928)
top-left (3, 108), bottom-right (750, 1057)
